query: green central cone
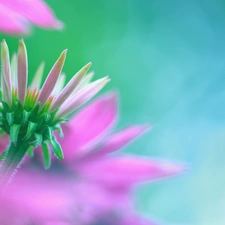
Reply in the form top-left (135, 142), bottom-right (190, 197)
top-left (0, 39), bottom-right (109, 189)
top-left (0, 95), bottom-right (64, 175)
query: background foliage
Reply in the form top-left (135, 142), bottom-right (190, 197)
top-left (1, 0), bottom-right (224, 224)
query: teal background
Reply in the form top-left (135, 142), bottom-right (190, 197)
top-left (1, 0), bottom-right (225, 224)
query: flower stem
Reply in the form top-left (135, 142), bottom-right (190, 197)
top-left (0, 141), bottom-right (30, 189)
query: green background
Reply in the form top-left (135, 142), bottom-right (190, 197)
top-left (1, 0), bottom-right (225, 224)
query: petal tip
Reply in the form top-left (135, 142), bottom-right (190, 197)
top-left (62, 49), bottom-right (68, 54)
top-left (19, 39), bottom-right (25, 45)
top-left (83, 62), bottom-right (92, 72)
top-left (161, 161), bottom-right (187, 175)
top-left (140, 124), bottom-right (152, 133)
top-left (53, 20), bottom-right (64, 30)
top-left (1, 40), bottom-right (8, 53)
top-left (104, 76), bottom-right (111, 83)
top-left (57, 49), bottom-right (67, 64)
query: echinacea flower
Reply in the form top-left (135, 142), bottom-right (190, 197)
top-left (0, 0), bottom-right (63, 35)
top-left (0, 93), bottom-right (184, 224)
top-left (0, 39), bottom-right (109, 186)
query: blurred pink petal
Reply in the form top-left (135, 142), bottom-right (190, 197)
top-left (60, 93), bottom-right (117, 160)
top-left (0, 0), bottom-right (63, 35)
top-left (120, 215), bottom-right (160, 225)
top-left (86, 125), bottom-right (150, 157)
top-left (0, 3), bottom-right (29, 35)
top-left (0, 171), bottom-right (130, 224)
top-left (0, 171), bottom-right (73, 222)
top-left (77, 156), bottom-right (184, 189)
top-left (0, 93), bottom-right (184, 224)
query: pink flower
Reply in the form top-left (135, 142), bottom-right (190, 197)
top-left (0, 0), bottom-right (63, 35)
top-left (0, 93), bottom-right (184, 224)
top-left (0, 40), bottom-right (110, 187)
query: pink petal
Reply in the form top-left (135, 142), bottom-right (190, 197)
top-left (38, 50), bottom-right (67, 107)
top-left (30, 62), bottom-right (45, 91)
top-left (120, 215), bottom-right (159, 225)
top-left (17, 39), bottom-right (28, 103)
top-left (59, 93), bottom-right (118, 160)
top-left (1, 40), bottom-right (12, 104)
top-left (10, 54), bottom-right (18, 89)
top-left (51, 62), bottom-right (92, 110)
top-left (70, 181), bottom-right (130, 223)
top-left (1, 171), bottom-right (73, 221)
top-left (1, 40), bottom-right (12, 103)
top-left (0, 0), bottom-right (63, 29)
top-left (46, 223), bottom-right (71, 225)
top-left (0, 3), bottom-right (29, 35)
top-left (57, 76), bottom-right (110, 118)
top-left (77, 156), bottom-right (185, 189)
top-left (85, 125), bottom-right (150, 158)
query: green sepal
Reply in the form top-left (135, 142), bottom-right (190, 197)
top-left (48, 109), bottom-right (58, 124)
top-left (36, 112), bottom-right (50, 124)
top-left (1, 100), bottom-right (10, 112)
top-left (23, 121), bottom-right (37, 140)
top-left (46, 126), bottom-right (53, 141)
top-left (51, 118), bottom-right (68, 127)
top-left (10, 124), bottom-right (21, 144)
top-left (29, 103), bottom-right (40, 121)
top-left (0, 119), bottom-right (9, 133)
top-left (13, 100), bottom-right (23, 118)
top-left (27, 146), bottom-right (34, 157)
top-left (6, 112), bottom-right (14, 125)
top-left (42, 142), bottom-right (51, 169)
top-left (30, 133), bottom-right (42, 147)
top-left (45, 114), bottom-right (51, 123)
top-left (51, 137), bottom-right (63, 160)
top-left (54, 124), bottom-right (64, 138)
top-left (23, 110), bottom-right (30, 123)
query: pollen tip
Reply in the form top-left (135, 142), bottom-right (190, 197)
top-left (84, 62), bottom-right (92, 71)
top-left (1, 40), bottom-right (9, 60)
top-left (54, 19), bottom-right (64, 30)
top-left (18, 39), bottom-right (26, 50)
top-left (105, 75), bottom-right (110, 81)
top-left (19, 39), bottom-right (25, 44)
top-left (60, 49), bottom-right (68, 59)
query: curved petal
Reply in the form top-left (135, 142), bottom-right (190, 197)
top-left (37, 50), bottom-right (67, 107)
top-left (0, 3), bottom-right (29, 35)
top-left (85, 125), bottom-right (150, 158)
top-left (77, 156), bottom-right (185, 189)
top-left (59, 92), bottom-right (118, 160)
top-left (0, 0), bottom-right (63, 29)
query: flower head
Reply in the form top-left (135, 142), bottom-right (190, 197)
top-left (0, 39), bottom-right (109, 171)
top-left (0, 0), bottom-right (63, 35)
top-left (0, 93), bottom-right (184, 224)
